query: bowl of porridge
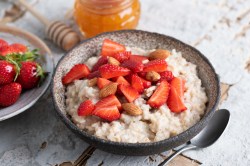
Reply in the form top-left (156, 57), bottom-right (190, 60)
top-left (52, 30), bottom-right (220, 156)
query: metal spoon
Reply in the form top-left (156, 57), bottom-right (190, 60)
top-left (159, 109), bottom-right (230, 166)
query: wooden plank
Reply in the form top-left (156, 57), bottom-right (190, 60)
top-left (245, 59), bottom-right (250, 73)
top-left (157, 150), bottom-right (201, 166)
top-left (219, 83), bottom-right (231, 106)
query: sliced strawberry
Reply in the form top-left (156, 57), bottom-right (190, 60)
top-left (137, 72), bottom-right (147, 78)
top-left (121, 59), bottom-right (144, 73)
top-left (140, 77), bottom-right (152, 88)
top-left (0, 39), bottom-right (8, 49)
top-left (99, 64), bottom-right (130, 79)
top-left (101, 39), bottom-right (126, 57)
top-left (159, 71), bottom-right (174, 82)
top-left (119, 84), bottom-right (139, 102)
top-left (93, 105), bottom-right (121, 122)
top-left (110, 51), bottom-right (131, 62)
top-left (62, 64), bottom-right (90, 85)
top-left (91, 56), bottom-right (108, 72)
top-left (87, 70), bottom-right (101, 79)
top-left (167, 77), bottom-right (187, 113)
top-left (10, 43), bottom-right (27, 53)
top-left (147, 80), bottom-right (170, 108)
top-left (129, 55), bottom-right (148, 63)
top-left (115, 76), bottom-right (130, 86)
top-left (97, 78), bottom-right (111, 89)
top-left (167, 86), bottom-right (187, 113)
top-left (78, 100), bottom-right (95, 116)
top-left (131, 74), bottom-right (144, 93)
top-left (171, 77), bottom-right (185, 98)
top-left (95, 95), bottom-right (121, 110)
top-left (143, 59), bottom-right (167, 72)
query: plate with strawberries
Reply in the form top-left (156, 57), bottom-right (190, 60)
top-left (52, 30), bottom-right (220, 155)
top-left (0, 25), bottom-right (54, 121)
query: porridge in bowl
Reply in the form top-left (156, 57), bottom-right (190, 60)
top-left (63, 39), bottom-right (207, 143)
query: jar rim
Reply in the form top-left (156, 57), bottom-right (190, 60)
top-left (79, 0), bottom-right (134, 14)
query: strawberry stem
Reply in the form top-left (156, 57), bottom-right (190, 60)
top-left (36, 63), bottom-right (46, 86)
top-left (0, 49), bottom-right (42, 81)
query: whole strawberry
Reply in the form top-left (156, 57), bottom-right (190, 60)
top-left (0, 83), bottom-right (22, 107)
top-left (17, 61), bottom-right (44, 89)
top-left (0, 39), bottom-right (8, 49)
top-left (0, 60), bottom-right (16, 85)
top-left (0, 43), bottom-right (27, 56)
top-left (10, 43), bottom-right (27, 53)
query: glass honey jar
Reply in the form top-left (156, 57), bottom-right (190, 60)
top-left (74, 0), bottom-right (141, 38)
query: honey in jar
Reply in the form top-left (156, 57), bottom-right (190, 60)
top-left (74, 0), bottom-right (141, 38)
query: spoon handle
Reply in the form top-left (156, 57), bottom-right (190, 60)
top-left (159, 144), bottom-right (197, 166)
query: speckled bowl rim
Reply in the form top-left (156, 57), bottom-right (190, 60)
top-left (52, 30), bottom-right (220, 149)
top-left (0, 25), bottom-right (54, 121)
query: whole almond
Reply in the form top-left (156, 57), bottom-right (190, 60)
top-left (122, 103), bottom-right (142, 116)
top-left (108, 57), bottom-right (120, 66)
top-left (88, 77), bottom-right (97, 87)
top-left (99, 82), bottom-right (118, 98)
top-left (149, 49), bottom-right (171, 60)
top-left (146, 71), bottom-right (161, 82)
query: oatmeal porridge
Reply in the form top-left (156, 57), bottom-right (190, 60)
top-left (63, 39), bottom-right (207, 143)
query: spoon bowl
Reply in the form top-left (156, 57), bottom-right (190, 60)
top-left (191, 109), bottom-right (230, 148)
top-left (159, 109), bottom-right (230, 166)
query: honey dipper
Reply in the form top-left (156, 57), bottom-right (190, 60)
top-left (18, 0), bottom-right (81, 51)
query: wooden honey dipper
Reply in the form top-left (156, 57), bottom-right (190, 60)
top-left (18, 0), bottom-right (81, 51)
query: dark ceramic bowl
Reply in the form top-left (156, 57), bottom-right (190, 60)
top-left (52, 30), bottom-right (220, 156)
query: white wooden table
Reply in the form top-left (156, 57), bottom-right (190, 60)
top-left (0, 0), bottom-right (250, 165)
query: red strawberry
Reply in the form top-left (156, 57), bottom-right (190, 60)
top-left (115, 76), bottom-right (130, 86)
top-left (0, 45), bottom-right (17, 56)
top-left (137, 72), bottom-right (147, 78)
top-left (143, 59), bottom-right (167, 72)
top-left (147, 80), bottom-right (170, 108)
top-left (0, 83), bottom-right (22, 107)
top-left (78, 100), bottom-right (95, 116)
top-left (17, 61), bottom-right (44, 89)
top-left (131, 74), bottom-right (144, 93)
top-left (129, 55), bottom-right (148, 63)
top-left (97, 78), bottom-right (111, 89)
top-left (110, 51), bottom-right (131, 62)
top-left (0, 43), bottom-right (27, 56)
top-left (140, 77), bottom-right (151, 88)
top-left (0, 39), bottom-right (8, 49)
top-left (10, 43), bottom-right (27, 53)
top-left (119, 84), bottom-right (139, 102)
top-left (167, 77), bottom-right (187, 113)
top-left (167, 88), bottom-right (187, 113)
top-left (159, 71), bottom-right (174, 82)
top-left (101, 39), bottom-right (126, 57)
top-left (62, 64), bottom-right (90, 85)
top-left (170, 77), bottom-right (185, 99)
top-left (91, 56), bottom-right (108, 72)
top-left (121, 59), bottom-right (144, 73)
top-left (0, 61), bottom-right (16, 85)
top-left (92, 105), bottom-right (121, 122)
top-left (95, 95), bottom-right (121, 110)
top-left (99, 64), bottom-right (130, 79)
top-left (87, 70), bottom-right (101, 79)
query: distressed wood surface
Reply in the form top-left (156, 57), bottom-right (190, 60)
top-left (0, 0), bottom-right (250, 166)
